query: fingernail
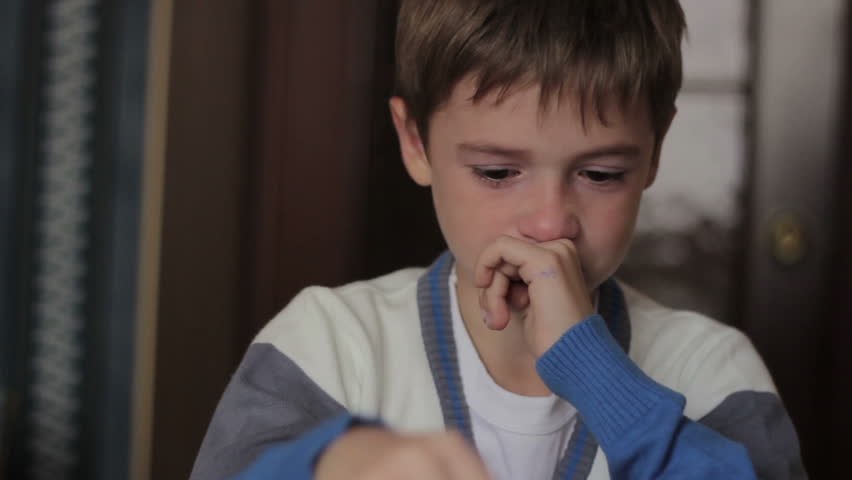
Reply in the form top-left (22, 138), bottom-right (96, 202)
top-left (482, 311), bottom-right (491, 327)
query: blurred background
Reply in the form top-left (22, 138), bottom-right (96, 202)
top-left (0, 0), bottom-right (849, 478)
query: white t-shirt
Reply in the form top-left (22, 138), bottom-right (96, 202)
top-left (449, 269), bottom-right (578, 480)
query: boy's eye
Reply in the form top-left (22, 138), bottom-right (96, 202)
top-left (473, 167), bottom-right (521, 185)
top-left (581, 170), bottom-right (625, 183)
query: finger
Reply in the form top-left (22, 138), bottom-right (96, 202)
top-left (492, 257), bottom-right (521, 279)
top-left (474, 236), bottom-right (543, 288)
top-left (426, 432), bottom-right (492, 480)
top-left (476, 261), bottom-right (521, 289)
top-left (483, 269), bottom-right (511, 330)
top-left (536, 239), bottom-right (583, 278)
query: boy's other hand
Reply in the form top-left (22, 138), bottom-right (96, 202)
top-left (474, 235), bottom-right (595, 358)
top-left (315, 427), bottom-right (491, 480)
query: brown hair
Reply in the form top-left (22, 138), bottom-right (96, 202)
top-left (394, 0), bottom-right (686, 141)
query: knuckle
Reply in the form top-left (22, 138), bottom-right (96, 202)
top-left (542, 241), bottom-right (575, 264)
top-left (544, 249), bottom-right (562, 265)
top-left (565, 239), bottom-right (579, 254)
top-left (555, 239), bottom-right (574, 254)
top-left (498, 263), bottom-right (515, 276)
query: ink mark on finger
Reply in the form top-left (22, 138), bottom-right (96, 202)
top-left (535, 270), bottom-right (559, 280)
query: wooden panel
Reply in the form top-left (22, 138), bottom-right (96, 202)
top-left (245, 0), bottom-right (377, 340)
top-left (151, 1), bottom-right (252, 479)
top-left (362, 0), bottom-right (447, 280)
top-left (245, 0), bottom-right (444, 345)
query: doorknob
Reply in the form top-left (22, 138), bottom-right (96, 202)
top-left (770, 211), bottom-right (808, 267)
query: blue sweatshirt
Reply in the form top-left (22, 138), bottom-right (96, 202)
top-left (230, 314), bottom-right (757, 480)
top-left (191, 253), bottom-right (806, 480)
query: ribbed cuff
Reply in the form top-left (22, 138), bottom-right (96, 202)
top-left (536, 314), bottom-right (684, 448)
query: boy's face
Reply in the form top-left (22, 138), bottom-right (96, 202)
top-left (391, 77), bottom-right (667, 295)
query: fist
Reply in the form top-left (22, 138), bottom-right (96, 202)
top-left (474, 235), bottom-right (594, 357)
top-left (316, 427), bottom-right (491, 480)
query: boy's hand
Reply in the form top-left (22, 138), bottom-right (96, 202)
top-left (315, 427), bottom-right (491, 480)
top-left (474, 235), bottom-right (594, 358)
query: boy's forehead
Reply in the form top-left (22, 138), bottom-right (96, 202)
top-left (435, 75), bottom-right (654, 136)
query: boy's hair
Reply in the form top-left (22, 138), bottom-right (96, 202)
top-left (394, 0), bottom-right (686, 142)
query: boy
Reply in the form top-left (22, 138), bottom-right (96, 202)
top-left (192, 1), bottom-right (806, 478)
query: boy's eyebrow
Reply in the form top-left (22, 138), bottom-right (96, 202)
top-left (457, 142), bottom-right (642, 162)
top-left (574, 144), bottom-right (642, 162)
top-left (457, 142), bottom-right (532, 161)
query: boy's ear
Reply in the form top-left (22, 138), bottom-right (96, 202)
top-left (645, 106), bottom-right (677, 189)
top-left (389, 97), bottom-right (432, 187)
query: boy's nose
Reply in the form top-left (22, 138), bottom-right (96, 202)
top-left (517, 190), bottom-right (580, 243)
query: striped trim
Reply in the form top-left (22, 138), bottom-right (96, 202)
top-left (417, 251), bottom-right (633, 479)
top-left (553, 278), bottom-right (631, 480)
top-left (555, 423), bottom-right (597, 480)
top-left (598, 278), bottom-right (631, 353)
top-left (416, 251), bottom-right (474, 442)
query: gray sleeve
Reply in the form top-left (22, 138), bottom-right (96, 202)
top-left (189, 343), bottom-right (347, 480)
top-left (699, 391), bottom-right (808, 479)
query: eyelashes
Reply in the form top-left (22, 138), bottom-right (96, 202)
top-left (580, 170), bottom-right (626, 183)
top-left (472, 167), bottom-right (520, 187)
top-left (471, 167), bottom-right (626, 188)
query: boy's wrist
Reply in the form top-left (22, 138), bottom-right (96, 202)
top-left (536, 314), bottom-right (682, 446)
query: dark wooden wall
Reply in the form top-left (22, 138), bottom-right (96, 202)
top-left (249, 0), bottom-right (374, 342)
top-left (151, 1), bottom-right (252, 478)
top-left (244, 0), bottom-right (442, 346)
